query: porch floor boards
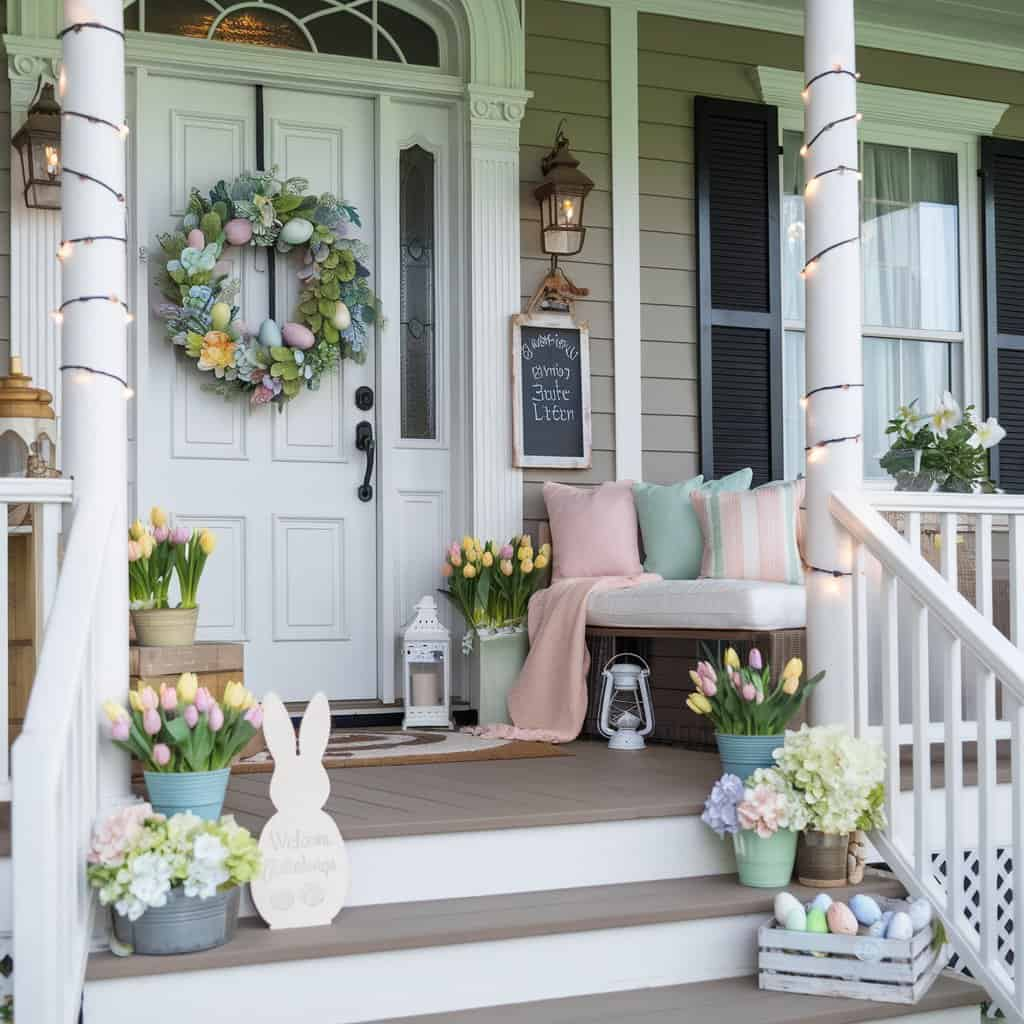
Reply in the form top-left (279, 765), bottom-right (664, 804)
top-left (363, 974), bottom-right (983, 1024)
top-left (219, 737), bottom-right (723, 841)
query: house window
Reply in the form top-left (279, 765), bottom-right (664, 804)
top-left (123, 0), bottom-right (441, 66)
top-left (782, 130), bottom-right (965, 479)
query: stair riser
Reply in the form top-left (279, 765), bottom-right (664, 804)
top-left (234, 815), bottom-right (734, 915)
top-left (85, 913), bottom-right (763, 1022)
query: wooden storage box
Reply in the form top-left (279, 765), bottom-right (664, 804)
top-left (758, 896), bottom-right (948, 1005)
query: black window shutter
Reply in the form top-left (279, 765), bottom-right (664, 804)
top-left (695, 97), bottom-right (783, 485)
top-left (982, 137), bottom-right (1024, 493)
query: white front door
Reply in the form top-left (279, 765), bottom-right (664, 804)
top-left (135, 77), bottom-right (378, 700)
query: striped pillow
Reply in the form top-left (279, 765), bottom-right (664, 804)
top-left (691, 479), bottom-right (805, 585)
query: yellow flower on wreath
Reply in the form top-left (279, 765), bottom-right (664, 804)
top-left (197, 331), bottom-right (236, 378)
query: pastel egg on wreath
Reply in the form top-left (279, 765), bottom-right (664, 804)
top-left (280, 217), bottom-right (314, 246)
top-left (826, 902), bottom-right (858, 936)
top-left (282, 322), bottom-right (316, 350)
top-left (849, 894), bottom-right (882, 927)
top-left (774, 891), bottom-right (801, 927)
top-left (186, 228), bottom-right (206, 250)
top-left (257, 318), bottom-right (282, 347)
top-left (224, 218), bottom-right (254, 246)
top-left (210, 302), bottom-right (232, 332)
top-left (332, 301), bottom-right (352, 332)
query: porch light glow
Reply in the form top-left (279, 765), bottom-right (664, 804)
top-left (534, 120), bottom-right (594, 261)
top-left (12, 80), bottom-right (63, 210)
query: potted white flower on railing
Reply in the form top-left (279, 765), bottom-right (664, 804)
top-left (87, 804), bottom-right (261, 955)
top-left (881, 393), bottom-right (1006, 493)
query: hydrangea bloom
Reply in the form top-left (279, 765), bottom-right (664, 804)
top-left (86, 801), bottom-right (157, 867)
top-left (701, 773), bottom-right (745, 837)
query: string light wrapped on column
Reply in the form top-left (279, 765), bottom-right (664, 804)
top-left (59, 363), bottom-right (133, 399)
top-left (62, 109), bottom-right (129, 138)
top-left (56, 235), bottom-right (128, 261)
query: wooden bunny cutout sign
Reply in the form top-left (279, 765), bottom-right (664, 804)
top-left (250, 692), bottom-right (350, 929)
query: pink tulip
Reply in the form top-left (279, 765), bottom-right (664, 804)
top-left (153, 525), bottom-right (170, 543)
top-left (741, 683), bottom-right (756, 702)
top-left (111, 717), bottom-right (130, 742)
top-left (139, 686), bottom-right (158, 711)
top-left (208, 703), bottom-right (224, 732)
top-left (143, 708), bottom-right (161, 735)
top-left (748, 648), bottom-right (763, 671)
top-left (500, 544), bottom-right (514, 560)
top-left (730, 669), bottom-right (742, 691)
top-left (441, 562), bottom-right (453, 578)
top-left (448, 542), bottom-right (461, 559)
top-left (702, 678), bottom-right (717, 698)
top-left (244, 704), bottom-right (264, 729)
top-left (127, 540), bottom-right (142, 562)
top-left (152, 743), bottom-right (171, 767)
top-left (194, 687), bottom-right (213, 713)
top-left (697, 660), bottom-right (716, 683)
top-left (160, 685), bottom-right (177, 712)
top-left (184, 703), bottom-right (199, 728)
top-left (170, 526), bottom-right (192, 545)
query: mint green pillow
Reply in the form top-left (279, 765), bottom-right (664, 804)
top-left (633, 468), bottom-right (753, 579)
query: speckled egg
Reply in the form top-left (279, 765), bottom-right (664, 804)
top-left (280, 217), bottom-right (314, 246)
top-left (850, 894), bottom-right (882, 926)
top-left (826, 902), bottom-right (858, 936)
top-left (809, 893), bottom-right (833, 914)
top-left (332, 301), bottom-right (352, 332)
top-left (886, 911), bottom-right (914, 941)
top-left (282, 322), bottom-right (315, 350)
top-left (257, 318), bottom-right (282, 347)
top-left (909, 899), bottom-right (933, 932)
top-left (783, 906), bottom-right (807, 932)
top-left (210, 302), bottom-right (232, 331)
top-left (186, 228), bottom-right (205, 251)
top-left (224, 218), bottom-right (254, 247)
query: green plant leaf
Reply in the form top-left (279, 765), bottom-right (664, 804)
top-left (283, 378), bottom-right (301, 397)
top-left (323, 323), bottom-right (339, 345)
top-left (269, 346), bottom-right (292, 362)
top-left (318, 299), bottom-right (336, 318)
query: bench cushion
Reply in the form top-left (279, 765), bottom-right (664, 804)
top-left (586, 578), bottom-right (806, 631)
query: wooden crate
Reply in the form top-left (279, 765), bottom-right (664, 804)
top-left (758, 896), bottom-right (949, 1005)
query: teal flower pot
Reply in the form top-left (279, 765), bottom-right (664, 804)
top-left (715, 733), bottom-right (784, 782)
top-left (732, 828), bottom-right (798, 888)
top-left (144, 767), bottom-right (230, 821)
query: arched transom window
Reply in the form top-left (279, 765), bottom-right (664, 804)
top-left (123, 0), bottom-right (442, 67)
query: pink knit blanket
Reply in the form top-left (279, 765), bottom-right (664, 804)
top-left (467, 574), bottom-right (659, 743)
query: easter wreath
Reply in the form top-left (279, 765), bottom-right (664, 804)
top-left (154, 168), bottom-right (382, 407)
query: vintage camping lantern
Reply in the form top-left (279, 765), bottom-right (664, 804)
top-left (534, 121), bottom-right (594, 259)
top-left (12, 81), bottom-right (62, 210)
top-left (0, 356), bottom-right (58, 477)
top-left (597, 653), bottom-right (655, 750)
top-left (402, 596), bottom-right (452, 729)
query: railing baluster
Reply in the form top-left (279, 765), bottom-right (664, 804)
top-left (944, 624), bottom-right (964, 923)
top-left (881, 569), bottom-right (901, 834)
top-left (912, 596), bottom-right (931, 877)
top-left (907, 510), bottom-right (922, 556)
top-left (977, 514), bottom-right (994, 623)
top-left (1010, 516), bottom-right (1024, 648)
top-left (939, 512), bottom-right (958, 588)
top-left (979, 667), bottom-right (998, 972)
top-left (0, 500), bottom-right (8, 798)
top-left (1012, 690), bottom-right (1024, 1012)
top-left (852, 542), bottom-right (869, 737)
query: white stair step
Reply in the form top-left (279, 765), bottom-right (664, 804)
top-left (364, 974), bottom-right (985, 1024)
top-left (84, 875), bottom-right (906, 1024)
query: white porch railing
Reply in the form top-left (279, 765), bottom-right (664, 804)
top-left (833, 490), bottom-right (1024, 1021)
top-left (0, 477), bottom-right (71, 800)
top-left (12, 494), bottom-right (115, 1022)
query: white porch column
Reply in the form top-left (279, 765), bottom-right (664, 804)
top-left (803, 0), bottom-right (862, 727)
top-left (467, 86), bottom-right (529, 539)
top-left (60, 0), bottom-right (130, 803)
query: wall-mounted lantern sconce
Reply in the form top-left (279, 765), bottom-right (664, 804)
top-left (12, 80), bottom-right (62, 211)
top-left (534, 120), bottom-right (593, 262)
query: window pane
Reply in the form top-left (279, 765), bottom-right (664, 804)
top-left (378, 3), bottom-right (441, 66)
top-left (308, 11), bottom-right (373, 58)
top-left (213, 10), bottom-right (310, 50)
top-left (863, 338), bottom-right (900, 479)
top-left (781, 131), bottom-right (806, 324)
top-left (783, 330), bottom-right (806, 479)
top-left (400, 146), bottom-right (437, 440)
top-left (862, 144), bottom-right (959, 331)
top-left (901, 339), bottom-right (952, 412)
top-left (143, 0), bottom-right (216, 39)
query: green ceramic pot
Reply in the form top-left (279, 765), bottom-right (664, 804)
top-left (732, 828), bottom-right (798, 888)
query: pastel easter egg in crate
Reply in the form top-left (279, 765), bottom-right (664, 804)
top-left (807, 892), bottom-right (832, 914)
top-left (850, 893), bottom-right (882, 926)
top-left (885, 911), bottom-right (914, 941)
top-left (909, 898), bottom-right (933, 932)
top-left (773, 891), bottom-right (801, 926)
top-left (826, 901), bottom-right (858, 936)
top-left (783, 906), bottom-right (806, 931)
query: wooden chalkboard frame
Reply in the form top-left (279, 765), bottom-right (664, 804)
top-left (511, 308), bottom-right (592, 469)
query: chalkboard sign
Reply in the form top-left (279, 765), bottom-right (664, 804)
top-left (512, 309), bottom-right (591, 469)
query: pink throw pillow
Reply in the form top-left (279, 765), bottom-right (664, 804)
top-left (543, 480), bottom-right (643, 580)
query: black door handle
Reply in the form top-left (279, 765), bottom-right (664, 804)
top-left (355, 420), bottom-right (375, 502)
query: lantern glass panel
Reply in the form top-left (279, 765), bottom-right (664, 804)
top-left (540, 189), bottom-right (587, 256)
top-left (408, 650), bottom-right (445, 707)
top-left (19, 134), bottom-right (62, 210)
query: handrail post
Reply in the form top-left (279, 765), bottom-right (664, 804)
top-left (59, 0), bottom-right (130, 807)
top-left (803, 0), bottom-right (862, 728)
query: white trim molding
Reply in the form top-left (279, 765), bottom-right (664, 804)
top-left (757, 67), bottom-right (1009, 136)
top-left (609, 6), bottom-right (643, 482)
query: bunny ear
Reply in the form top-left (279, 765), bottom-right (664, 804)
top-left (298, 692), bottom-right (331, 762)
top-left (261, 693), bottom-right (298, 764)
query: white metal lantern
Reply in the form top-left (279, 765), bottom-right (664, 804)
top-left (402, 596), bottom-right (452, 729)
top-left (597, 653), bottom-right (654, 750)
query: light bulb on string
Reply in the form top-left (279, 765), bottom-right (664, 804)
top-left (56, 241), bottom-right (73, 262)
top-left (122, 385), bottom-right (135, 399)
top-left (124, 311), bottom-right (135, 325)
top-left (119, 123), bottom-right (130, 139)
top-left (50, 310), bottom-right (64, 326)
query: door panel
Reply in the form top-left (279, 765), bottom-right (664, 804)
top-left (137, 77), bottom-right (378, 699)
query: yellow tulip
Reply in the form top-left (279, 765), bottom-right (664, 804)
top-left (500, 559), bottom-right (514, 577)
top-left (687, 693), bottom-right (712, 715)
top-left (199, 529), bottom-right (217, 555)
top-left (540, 542), bottom-right (552, 558)
top-left (128, 689), bottom-right (143, 712)
top-left (150, 506), bottom-right (168, 528)
top-left (521, 558), bottom-right (534, 574)
top-left (128, 519), bottom-right (145, 541)
top-left (782, 657), bottom-right (803, 681)
top-left (463, 564), bottom-right (476, 579)
top-left (724, 647), bottom-right (741, 670)
top-left (138, 533), bottom-right (155, 559)
top-left (782, 675), bottom-right (800, 696)
top-left (534, 553), bottom-right (548, 570)
top-left (462, 535), bottom-right (474, 552)
top-left (240, 690), bottom-right (256, 710)
top-left (102, 699), bottom-right (126, 723)
top-left (482, 551), bottom-right (494, 567)
top-left (521, 534), bottom-right (533, 549)
top-left (688, 669), bottom-right (703, 690)
top-left (223, 680), bottom-right (246, 709)
top-left (517, 546), bottom-right (531, 562)
top-left (177, 671), bottom-right (199, 704)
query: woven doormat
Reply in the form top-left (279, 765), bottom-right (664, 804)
top-left (231, 728), bottom-right (571, 773)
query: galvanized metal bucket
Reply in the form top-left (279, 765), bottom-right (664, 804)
top-left (112, 886), bottom-right (240, 955)
top-left (143, 766), bottom-right (231, 821)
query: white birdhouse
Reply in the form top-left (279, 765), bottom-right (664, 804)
top-left (597, 653), bottom-right (654, 750)
top-left (402, 596), bottom-right (452, 729)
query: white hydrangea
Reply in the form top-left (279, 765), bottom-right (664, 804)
top-left (774, 725), bottom-right (887, 835)
top-left (184, 834), bottom-right (229, 900)
top-left (124, 852), bottom-right (173, 919)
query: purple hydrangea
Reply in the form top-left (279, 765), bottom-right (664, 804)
top-left (701, 773), bottom-right (745, 837)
